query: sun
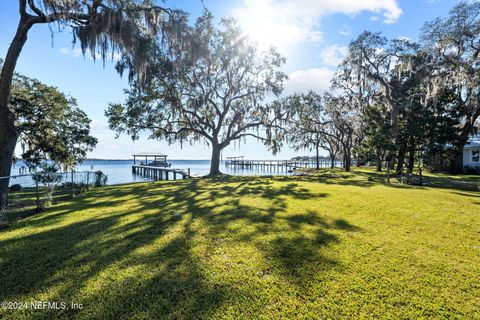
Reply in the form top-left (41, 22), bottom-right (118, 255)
top-left (233, 0), bottom-right (304, 52)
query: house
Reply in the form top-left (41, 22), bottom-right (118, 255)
top-left (428, 121), bottom-right (480, 172)
top-left (463, 134), bottom-right (480, 168)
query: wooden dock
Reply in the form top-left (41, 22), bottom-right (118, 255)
top-left (225, 159), bottom-right (335, 171)
top-left (132, 165), bottom-right (191, 180)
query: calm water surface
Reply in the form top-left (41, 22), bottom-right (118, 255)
top-left (11, 159), bottom-right (303, 185)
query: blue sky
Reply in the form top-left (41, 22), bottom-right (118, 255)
top-left (0, 0), bottom-right (461, 160)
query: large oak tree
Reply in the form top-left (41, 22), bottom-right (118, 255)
top-left (280, 91), bottom-right (358, 172)
top-left (107, 11), bottom-right (289, 175)
top-left (281, 92), bottom-right (341, 169)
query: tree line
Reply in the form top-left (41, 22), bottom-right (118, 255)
top-left (109, 2), bottom-right (480, 176)
top-left (280, 1), bottom-right (479, 175)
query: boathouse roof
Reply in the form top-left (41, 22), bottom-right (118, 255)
top-left (132, 153), bottom-right (168, 157)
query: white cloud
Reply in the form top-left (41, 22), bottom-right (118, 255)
top-left (339, 25), bottom-right (351, 36)
top-left (284, 67), bottom-right (334, 95)
top-left (90, 119), bottom-right (110, 134)
top-left (233, 0), bottom-right (402, 49)
top-left (397, 35), bottom-right (411, 41)
top-left (292, 0), bottom-right (403, 24)
top-left (319, 45), bottom-right (347, 67)
top-left (60, 47), bottom-right (84, 58)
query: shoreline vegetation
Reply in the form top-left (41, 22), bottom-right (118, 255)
top-left (1, 168), bottom-right (479, 319)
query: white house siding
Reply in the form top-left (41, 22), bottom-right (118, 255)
top-left (463, 134), bottom-right (480, 168)
top-left (463, 149), bottom-right (479, 167)
top-left (464, 151), bottom-right (480, 170)
top-left (463, 149), bottom-right (470, 166)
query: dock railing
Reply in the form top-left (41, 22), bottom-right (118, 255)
top-left (225, 159), bottom-right (340, 170)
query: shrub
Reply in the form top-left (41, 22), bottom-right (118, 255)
top-left (8, 184), bottom-right (23, 192)
top-left (32, 164), bottom-right (62, 207)
top-left (463, 165), bottom-right (480, 175)
top-left (94, 171), bottom-right (107, 187)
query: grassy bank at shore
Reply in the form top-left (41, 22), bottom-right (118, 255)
top-left (1, 169), bottom-right (479, 319)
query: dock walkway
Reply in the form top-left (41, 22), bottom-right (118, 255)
top-left (225, 159), bottom-right (332, 171)
top-left (132, 165), bottom-right (191, 180)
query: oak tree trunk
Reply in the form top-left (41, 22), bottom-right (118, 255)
top-left (395, 142), bottom-right (406, 175)
top-left (0, 120), bottom-right (18, 209)
top-left (375, 150), bottom-right (382, 172)
top-left (448, 149), bottom-right (463, 174)
top-left (343, 149), bottom-right (351, 172)
top-left (0, 17), bottom-right (33, 210)
top-left (407, 147), bottom-right (415, 174)
top-left (209, 144), bottom-right (222, 176)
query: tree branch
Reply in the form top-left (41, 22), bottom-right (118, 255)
top-left (27, 0), bottom-right (45, 18)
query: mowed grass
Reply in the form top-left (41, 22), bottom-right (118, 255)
top-left (0, 169), bottom-right (479, 319)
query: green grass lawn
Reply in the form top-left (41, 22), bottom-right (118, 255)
top-left (0, 169), bottom-right (479, 319)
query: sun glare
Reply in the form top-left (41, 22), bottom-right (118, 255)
top-left (233, 0), bottom-right (305, 52)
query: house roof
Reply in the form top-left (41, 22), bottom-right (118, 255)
top-left (465, 134), bottom-right (480, 149)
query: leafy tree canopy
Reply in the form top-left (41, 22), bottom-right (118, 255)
top-left (10, 73), bottom-right (97, 169)
top-left (107, 10), bottom-right (290, 175)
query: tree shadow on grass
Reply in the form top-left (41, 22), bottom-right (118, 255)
top-left (448, 191), bottom-right (480, 198)
top-left (290, 168), bottom-right (480, 193)
top-left (0, 208), bottom-right (226, 319)
top-left (421, 177), bottom-right (479, 192)
top-left (0, 176), bottom-right (361, 319)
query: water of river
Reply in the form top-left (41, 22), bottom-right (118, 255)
top-left (11, 159), bottom-right (316, 185)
